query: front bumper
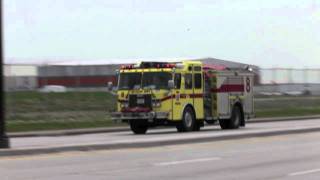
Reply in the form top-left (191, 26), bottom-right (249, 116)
top-left (111, 111), bottom-right (169, 121)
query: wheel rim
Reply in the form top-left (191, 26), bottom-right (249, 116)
top-left (184, 111), bottom-right (193, 128)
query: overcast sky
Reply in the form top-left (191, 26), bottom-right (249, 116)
top-left (4, 0), bottom-right (320, 68)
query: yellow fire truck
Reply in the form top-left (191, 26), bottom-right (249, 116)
top-left (111, 61), bottom-right (254, 134)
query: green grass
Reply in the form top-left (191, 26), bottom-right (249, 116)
top-left (5, 91), bottom-right (320, 132)
top-left (254, 96), bottom-right (320, 118)
top-left (6, 91), bottom-right (116, 114)
top-left (255, 107), bottom-right (320, 118)
top-left (5, 91), bottom-right (120, 132)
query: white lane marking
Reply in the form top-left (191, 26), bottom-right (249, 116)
top-left (154, 157), bottom-right (221, 166)
top-left (288, 168), bottom-right (320, 176)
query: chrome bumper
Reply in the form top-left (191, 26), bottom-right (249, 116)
top-left (111, 111), bottom-right (169, 121)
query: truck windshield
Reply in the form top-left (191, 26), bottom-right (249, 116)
top-left (142, 72), bottom-right (172, 89)
top-left (118, 73), bottom-right (142, 90)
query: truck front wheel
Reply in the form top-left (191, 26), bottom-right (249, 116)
top-left (129, 119), bottom-right (148, 134)
top-left (176, 107), bottom-right (196, 132)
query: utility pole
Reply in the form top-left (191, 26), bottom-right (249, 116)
top-left (0, 0), bottom-right (10, 148)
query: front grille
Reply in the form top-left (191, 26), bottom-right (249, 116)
top-left (129, 95), bottom-right (137, 107)
top-left (129, 94), bottom-right (152, 108)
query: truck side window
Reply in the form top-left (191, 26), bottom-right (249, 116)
top-left (194, 66), bottom-right (201, 71)
top-left (185, 74), bottom-right (193, 89)
top-left (194, 73), bottom-right (202, 89)
top-left (174, 73), bottom-right (181, 89)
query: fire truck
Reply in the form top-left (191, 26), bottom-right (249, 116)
top-left (111, 61), bottom-right (254, 134)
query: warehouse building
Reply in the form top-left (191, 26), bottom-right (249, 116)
top-left (38, 64), bottom-right (119, 88)
top-left (37, 57), bottom-right (260, 88)
top-left (5, 57), bottom-right (260, 91)
top-left (4, 64), bottom-right (38, 91)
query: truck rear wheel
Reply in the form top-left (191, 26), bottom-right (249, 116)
top-left (219, 119), bottom-right (229, 129)
top-left (129, 119), bottom-right (148, 134)
top-left (229, 106), bottom-right (241, 129)
top-left (219, 106), bottom-right (241, 129)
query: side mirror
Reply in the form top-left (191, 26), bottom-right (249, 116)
top-left (168, 80), bottom-right (174, 89)
top-left (107, 82), bottom-right (113, 91)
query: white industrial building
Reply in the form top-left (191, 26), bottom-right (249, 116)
top-left (4, 64), bottom-right (38, 91)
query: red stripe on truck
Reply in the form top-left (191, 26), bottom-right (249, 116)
top-left (161, 95), bottom-right (173, 102)
top-left (211, 84), bottom-right (244, 93)
top-left (189, 94), bottom-right (204, 98)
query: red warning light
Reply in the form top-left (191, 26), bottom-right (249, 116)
top-left (120, 64), bottom-right (135, 69)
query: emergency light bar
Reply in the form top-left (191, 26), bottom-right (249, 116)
top-left (120, 62), bottom-right (177, 69)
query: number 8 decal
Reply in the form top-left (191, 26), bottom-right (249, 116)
top-left (246, 77), bottom-right (251, 92)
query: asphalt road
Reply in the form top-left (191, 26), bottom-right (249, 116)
top-left (1, 131), bottom-right (320, 180)
top-left (9, 118), bottom-right (320, 150)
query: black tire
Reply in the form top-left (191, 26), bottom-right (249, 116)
top-left (176, 124), bottom-right (185, 132)
top-left (176, 120), bottom-right (200, 132)
top-left (219, 119), bottom-right (229, 129)
top-left (193, 120), bottom-right (204, 131)
top-left (219, 106), bottom-right (242, 130)
top-left (180, 106), bottom-right (196, 132)
top-left (129, 119), bottom-right (148, 134)
top-left (193, 122), bottom-right (201, 131)
top-left (205, 119), bottom-right (216, 125)
top-left (229, 106), bottom-right (241, 129)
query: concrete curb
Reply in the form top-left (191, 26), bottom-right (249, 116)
top-left (2, 126), bottom-right (320, 157)
top-left (8, 126), bottom-right (129, 138)
top-left (8, 115), bottom-right (320, 138)
top-left (249, 115), bottom-right (320, 123)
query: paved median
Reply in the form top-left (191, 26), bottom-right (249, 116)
top-left (1, 118), bottom-right (320, 157)
top-left (8, 115), bottom-right (320, 138)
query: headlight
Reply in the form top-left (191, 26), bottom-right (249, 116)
top-left (152, 101), bottom-right (161, 107)
top-left (120, 102), bottom-right (129, 108)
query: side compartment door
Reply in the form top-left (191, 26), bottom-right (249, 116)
top-left (217, 75), bottom-right (230, 117)
top-left (182, 66), bottom-right (194, 116)
top-left (244, 75), bottom-right (254, 116)
top-left (172, 73), bottom-right (183, 120)
top-left (193, 66), bottom-right (204, 119)
top-left (210, 73), bottom-right (218, 118)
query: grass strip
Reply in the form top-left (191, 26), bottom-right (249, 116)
top-left (5, 91), bottom-right (320, 132)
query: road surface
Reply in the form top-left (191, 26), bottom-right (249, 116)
top-left (1, 131), bottom-right (320, 180)
top-left (9, 118), bottom-right (320, 150)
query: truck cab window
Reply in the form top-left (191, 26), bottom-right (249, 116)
top-left (194, 66), bottom-right (201, 71)
top-left (185, 73), bottom-right (193, 89)
top-left (174, 73), bottom-right (181, 89)
top-left (194, 73), bottom-right (202, 89)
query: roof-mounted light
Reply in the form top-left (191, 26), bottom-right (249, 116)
top-left (139, 62), bottom-right (177, 69)
top-left (161, 63), bottom-right (176, 68)
top-left (120, 64), bottom-right (134, 69)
